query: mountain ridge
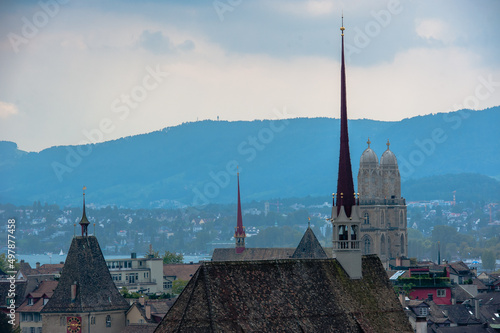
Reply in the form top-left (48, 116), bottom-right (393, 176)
top-left (1, 107), bottom-right (499, 207)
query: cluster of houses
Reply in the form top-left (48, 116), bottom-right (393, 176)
top-left (0, 254), bottom-right (199, 332)
top-left (388, 259), bottom-right (500, 332)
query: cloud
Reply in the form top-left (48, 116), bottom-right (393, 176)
top-left (415, 19), bottom-right (456, 45)
top-left (138, 30), bottom-right (195, 54)
top-left (0, 101), bottom-right (18, 118)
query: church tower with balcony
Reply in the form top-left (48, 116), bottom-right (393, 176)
top-left (330, 19), bottom-right (363, 279)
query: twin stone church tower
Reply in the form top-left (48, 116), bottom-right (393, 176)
top-left (358, 138), bottom-right (407, 267)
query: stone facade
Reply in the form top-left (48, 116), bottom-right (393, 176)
top-left (357, 139), bottom-right (408, 267)
top-left (42, 310), bottom-right (125, 333)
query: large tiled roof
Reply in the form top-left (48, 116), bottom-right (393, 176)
top-left (42, 236), bottom-right (129, 313)
top-left (155, 255), bottom-right (412, 332)
top-left (211, 247), bottom-right (295, 261)
top-left (163, 264), bottom-right (200, 281)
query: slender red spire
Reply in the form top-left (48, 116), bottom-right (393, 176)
top-left (335, 18), bottom-right (356, 217)
top-left (235, 170), bottom-right (246, 253)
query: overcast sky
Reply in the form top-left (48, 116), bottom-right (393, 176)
top-left (1, 0), bottom-right (499, 152)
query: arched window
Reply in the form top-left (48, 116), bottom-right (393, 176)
top-left (338, 225), bottom-right (348, 240)
top-left (388, 236), bottom-right (392, 258)
top-left (106, 315), bottom-right (111, 327)
top-left (338, 225), bottom-right (348, 249)
top-left (400, 234), bottom-right (405, 255)
top-left (351, 225), bottom-right (358, 240)
top-left (363, 235), bottom-right (372, 255)
top-left (364, 212), bottom-right (370, 225)
top-left (350, 225), bottom-right (358, 249)
top-left (381, 235), bottom-right (386, 255)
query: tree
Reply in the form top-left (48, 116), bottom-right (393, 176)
top-left (0, 312), bottom-right (21, 333)
top-left (172, 280), bottom-right (189, 295)
top-left (145, 244), bottom-right (159, 258)
top-left (163, 251), bottom-right (184, 264)
top-left (0, 253), bottom-right (18, 273)
top-left (482, 250), bottom-right (496, 271)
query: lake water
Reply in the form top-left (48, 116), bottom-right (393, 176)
top-left (18, 253), bottom-right (211, 267)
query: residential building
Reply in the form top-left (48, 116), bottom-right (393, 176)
top-left (162, 263), bottom-right (200, 294)
top-left (106, 253), bottom-right (164, 294)
top-left (17, 280), bottom-right (58, 333)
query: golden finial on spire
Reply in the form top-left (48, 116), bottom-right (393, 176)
top-left (340, 14), bottom-right (345, 35)
top-left (386, 139), bottom-right (390, 150)
top-left (308, 217), bottom-right (311, 227)
top-left (367, 137), bottom-right (371, 148)
top-left (83, 186), bottom-right (86, 196)
top-left (237, 165), bottom-right (239, 176)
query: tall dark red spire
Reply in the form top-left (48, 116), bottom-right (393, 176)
top-left (235, 170), bottom-right (246, 253)
top-left (335, 18), bottom-right (356, 217)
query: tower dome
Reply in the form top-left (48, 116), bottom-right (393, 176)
top-left (360, 138), bottom-right (378, 165)
top-left (380, 140), bottom-right (398, 167)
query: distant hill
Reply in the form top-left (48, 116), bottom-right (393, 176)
top-left (1, 107), bottom-right (499, 207)
top-left (402, 173), bottom-right (500, 202)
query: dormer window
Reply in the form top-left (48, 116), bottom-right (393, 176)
top-left (43, 298), bottom-right (49, 305)
top-left (28, 298), bottom-right (34, 306)
top-left (418, 307), bottom-right (428, 316)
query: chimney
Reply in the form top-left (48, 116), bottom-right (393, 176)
top-left (139, 296), bottom-right (145, 305)
top-left (145, 305), bottom-right (151, 320)
top-left (71, 281), bottom-right (77, 302)
top-left (474, 298), bottom-right (480, 320)
top-left (415, 316), bottom-right (427, 333)
top-left (437, 241), bottom-right (441, 264)
top-left (36, 262), bottom-right (40, 269)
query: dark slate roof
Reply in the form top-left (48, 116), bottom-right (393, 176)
top-left (211, 247), bottom-right (295, 261)
top-left (429, 325), bottom-right (496, 333)
top-left (291, 226), bottom-right (327, 259)
top-left (122, 324), bottom-right (158, 333)
top-left (42, 236), bottom-right (129, 313)
top-left (439, 303), bottom-right (481, 326)
top-left (155, 255), bottom-right (412, 333)
top-left (0, 280), bottom-right (27, 309)
top-left (452, 284), bottom-right (475, 304)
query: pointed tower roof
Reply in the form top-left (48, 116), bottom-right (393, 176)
top-left (335, 17), bottom-right (356, 217)
top-left (292, 220), bottom-right (327, 259)
top-left (42, 236), bottom-right (129, 313)
top-left (79, 186), bottom-right (90, 237)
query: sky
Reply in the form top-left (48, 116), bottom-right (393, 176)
top-left (0, 0), bottom-right (499, 152)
